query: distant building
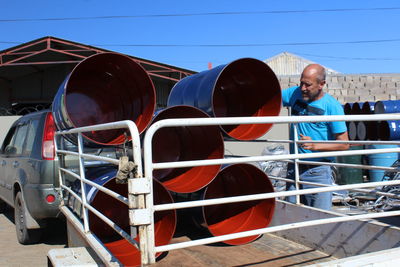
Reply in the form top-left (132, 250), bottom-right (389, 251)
top-left (264, 52), bottom-right (340, 76)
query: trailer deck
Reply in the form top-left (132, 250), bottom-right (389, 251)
top-left (154, 233), bottom-right (335, 266)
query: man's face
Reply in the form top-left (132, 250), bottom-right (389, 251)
top-left (300, 71), bottom-right (324, 102)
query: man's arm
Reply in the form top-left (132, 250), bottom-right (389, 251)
top-left (300, 132), bottom-right (350, 151)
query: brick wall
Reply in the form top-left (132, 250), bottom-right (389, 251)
top-left (278, 74), bottom-right (400, 105)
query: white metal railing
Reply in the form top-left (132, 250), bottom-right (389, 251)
top-left (142, 113), bottom-right (400, 265)
top-left (53, 114), bottom-right (400, 266)
top-left (54, 120), bottom-right (146, 264)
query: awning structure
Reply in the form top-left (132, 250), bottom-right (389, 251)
top-left (0, 36), bottom-right (194, 81)
top-left (0, 36), bottom-right (196, 115)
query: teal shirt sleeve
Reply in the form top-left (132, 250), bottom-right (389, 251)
top-left (282, 86), bottom-right (299, 107)
top-left (328, 98), bottom-right (347, 134)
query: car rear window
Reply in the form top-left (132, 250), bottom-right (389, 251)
top-left (23, 119), bottom-right (39, 156)
top-left (12, 124), bottom-right (29, 155)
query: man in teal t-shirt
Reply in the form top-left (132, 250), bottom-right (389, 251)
top-left (282, 64), bottom-right (349, 210)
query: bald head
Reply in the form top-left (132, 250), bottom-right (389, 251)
top-left (299, 64), bottom-right (326, 102)
top-left (302, 64), bottom-right (326, 83)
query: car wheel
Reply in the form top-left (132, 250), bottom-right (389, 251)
top-left (14, 191), bottom-right (41, 244)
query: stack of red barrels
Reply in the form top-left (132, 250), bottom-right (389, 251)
top-left (52, 52), bottom-right (282, 266)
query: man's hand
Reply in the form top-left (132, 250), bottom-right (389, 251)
top-left (299, 134), bottom-right (315, 151)
top-left (298, 132), bottom-right (350, 152)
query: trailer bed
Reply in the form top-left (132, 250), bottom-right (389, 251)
top-left (154, 233), bottom-right (335, 266)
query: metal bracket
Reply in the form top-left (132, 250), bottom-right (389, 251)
top-left (129, 209), bottom-right (151, 226)
top-left (128, 178), bottom-right (151, 195)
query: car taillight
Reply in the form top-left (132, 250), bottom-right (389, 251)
top-left (46, 194), bottom-right (56, 203)
top-left (42, 112), bottom-right (55, 160)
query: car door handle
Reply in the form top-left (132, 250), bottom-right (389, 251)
top-left (13, 161), bottom-right (19, 168)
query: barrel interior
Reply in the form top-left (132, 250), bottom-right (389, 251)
top-left (203, 164), bottom-right (275, 245)
top-left (89, 178), bottom-right (176, 266)
top-left (351, 102), bottom-right (361, 114)
top-left (343, 103), bottom-right (353, 115)
top-left (361, 101), bottom-right (374, 114)
top-left (64, 53), bottom-right (155, 145)
top-left (356, 122), bottom-right (367, 141)
top-left (379, 121), bottom-right (391, 140)
top-left (348, 121), bottom-right (358, 140)
top-left (374, 101), bottom-right (385, 114)
top-left (212, 58), bottom-right (281, 140)
top-left (152, 106), bottom-right (224, 193)
top-left (366, 121), bottom-right (378, 140)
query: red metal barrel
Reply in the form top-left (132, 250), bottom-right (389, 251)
top-left (167, 58), bottom-right (281, 140)
top-left (52, 52), bottom-right (156, 146)
top-left (73, 167), bottom-right (176, 267)
top-left (202, 163), bottom-right (275, 245)
top-left (150, 105), bottom-right (224, 193)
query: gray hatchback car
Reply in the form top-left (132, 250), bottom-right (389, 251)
top-left (0, 109), bottom-right (121, 245)
top-left (0, 110), bottom-right (61, 244)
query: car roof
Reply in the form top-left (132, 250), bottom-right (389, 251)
top-left (13, 109), bottom-right (50, 125)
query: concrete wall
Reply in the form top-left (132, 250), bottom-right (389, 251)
top-left (279, 73), bottom-right (400, 104)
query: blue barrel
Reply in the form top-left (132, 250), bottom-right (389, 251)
top-left (367, 144), bottom-right (399, 182)
top-left (167, 58), bottom-right (282, 140)
top-left (379, 120), bottom-right (400, 140)
top-left (374, 100), bottom-right (400, 114)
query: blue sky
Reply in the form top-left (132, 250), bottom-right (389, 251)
top-left (1, 0), bottom-right (400, 74)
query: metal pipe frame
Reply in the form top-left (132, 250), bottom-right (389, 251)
top-left (263, 139), bottom-right (400, 145)
top-left (56, 150), bottom-right (120, 165)
top-left (59, 167), bottom-right (129, 205)
top-left (54, 120), bottom-right (146, 264)
top-left (155, 209), bottom-right (400, 253)
top-left (266, 175), bottom-right (400, 200)
top-left (296, 160), bottom-right (399, 172)
top-left (143, 113), bottom-right (400, 264)
top-left (152, 146), bottom-right (400, 170)
top-left (153, 179), bottom-right (400, 212)
top-left (60, 184), bottom-right (139, 249)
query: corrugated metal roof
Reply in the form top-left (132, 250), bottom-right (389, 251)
top-left (264, 52), bottom-right (340, 76)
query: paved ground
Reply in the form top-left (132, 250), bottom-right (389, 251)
top-left (0, 207), bottom-right (67, 267)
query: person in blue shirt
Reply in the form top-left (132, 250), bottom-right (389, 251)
top-left (282, 64), bottom-right (349, 210)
